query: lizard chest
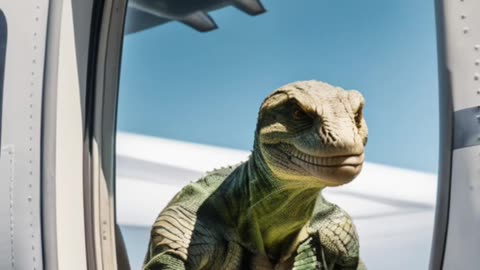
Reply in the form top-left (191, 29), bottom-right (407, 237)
top-left (210, 242), bottom-right (295, 270)
top-left (248, 254), bottom-right (294, 270)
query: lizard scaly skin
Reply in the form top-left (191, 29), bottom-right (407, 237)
top-left (143, 80), bottom-right (368, 270)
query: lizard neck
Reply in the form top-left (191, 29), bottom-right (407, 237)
top-left (237, 141), bottom-right (324, 261)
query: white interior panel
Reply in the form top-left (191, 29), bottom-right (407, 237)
top-left (444, 145), bottom-right (480, 269)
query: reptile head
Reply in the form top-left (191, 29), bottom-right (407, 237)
top-left (255, 80), bottom-right (368, 187)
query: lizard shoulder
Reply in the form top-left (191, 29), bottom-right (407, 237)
top-left (165, 164), bottom-right (240, 209)
top-left (148, 204), bottom-right (225, 269)
top-left (146, 164), bottom-right (244, 268)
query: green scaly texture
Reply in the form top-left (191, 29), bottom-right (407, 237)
top-left (144, 81), bottom-right (368, 270)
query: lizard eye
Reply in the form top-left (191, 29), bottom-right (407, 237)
top-left (292, 108), bottom-right (308, 120)
top-left (354, 106), bottom-right (363, 127)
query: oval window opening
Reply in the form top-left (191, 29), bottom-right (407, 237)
top-left (116, 2), bottom-right (439, 269)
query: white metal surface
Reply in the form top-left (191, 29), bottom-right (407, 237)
top-left (444, 0), bottom-right (480, 111)
top-left (54, 0), bottom-right (88, 268)
top-left (444, 145), bottom-right (480, 268)
top-left (437, 0), bottom-right (480, 268)
top-left (0, 1), bottom-right (49, 269)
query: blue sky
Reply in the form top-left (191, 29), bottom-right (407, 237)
top-left (118, 0), bottom-right (439, 173)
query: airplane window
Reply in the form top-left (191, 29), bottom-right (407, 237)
top-left (0, 9), bottom-right (6, 146)
top-left (116, 1), bottom-right (439, 269)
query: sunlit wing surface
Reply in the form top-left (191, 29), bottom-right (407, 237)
top-left (125, 0), bottom-right (266, 34)
top-left (116, 132), bottom-right (437, 270)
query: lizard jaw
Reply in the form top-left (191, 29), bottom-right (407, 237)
top-left (261, 143), bottom-right (364, 186)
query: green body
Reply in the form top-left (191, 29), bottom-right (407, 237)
top-left (144, 162), bottom-right (363, 270)
top-left (144, 81), bottom-right (368, 270)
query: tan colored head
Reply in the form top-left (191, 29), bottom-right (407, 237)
top-left (255, 80), bottom-right (368, 187)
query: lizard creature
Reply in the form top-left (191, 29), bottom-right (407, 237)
top-left (143, 80), bottom-right (368, 270)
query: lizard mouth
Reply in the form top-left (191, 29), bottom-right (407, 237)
top-left (262, 143), bottom-right (364, 185)
top-left (269, 143), bottom-right (364, 168)
top-left (288, 147), bottom-right (364, 168)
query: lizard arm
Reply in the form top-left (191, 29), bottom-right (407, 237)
top-left (308, 206), bottom-right (365, 270)
top-left (293, 236), bottom-right (366, 270)
top-left (143, 251), bottom-right (186, 270)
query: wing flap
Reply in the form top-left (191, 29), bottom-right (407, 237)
top-left (180, 11), bottom-right (218, 32)
top-left (234, 0), bottom-right (266, 16)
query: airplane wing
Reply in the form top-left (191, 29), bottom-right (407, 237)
top-left (125, 4), bottom-right (217, 34)
top-left (125, 0), bottom-right (266, 35)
